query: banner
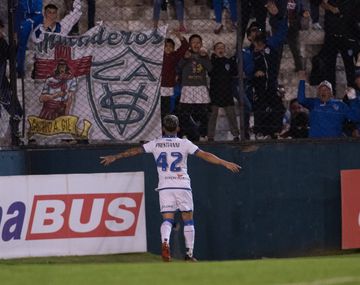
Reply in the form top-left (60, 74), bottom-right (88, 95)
top-left (341, 169), bottom-right (360, 249)
top-left (25, 25), bottom-right (166, 144)
top-left (0, 172), bottom-right (146, 259)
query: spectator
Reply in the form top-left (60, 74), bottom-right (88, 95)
top-left (160, 31), bottom-right (189, 122)
top-left (251, 31), bottom-right (286, 139)
top-left (207, 42), bottom-right (240, 141)
top-left (242, 2), bottom-right (288, 139)
top-left (0, 19), bottom-right (23, 145)
top-left (297, 71), bottom-right (360, 138)
top-left (285, 0), bottom-right (310, 72)
top-left (317, 0), bottom-right (357, 93)
top-left (178, 34), bottom-right (212, 141)
top-left (280, 98), bottom-right (309, 138)
top-left (309, 0), bottom-right (322, 29)
top-left (32, 0), bottom-right (82, 43)
top-left (15, 0), bottom-right (43, 77)
top-left (153, 0), bottom-right (186, 32)
top-left (213, 0), bottom-right (237, 34)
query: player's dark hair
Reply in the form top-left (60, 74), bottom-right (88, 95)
top-left (165, 38), bottom-right (175, 48)
top-left (163, 115), bottom-right (179, 133)
top-left (45, 4), bottom-right (58, 11)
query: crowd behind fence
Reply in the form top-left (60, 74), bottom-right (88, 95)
top-left (0, 0), bottom-right (359, 147)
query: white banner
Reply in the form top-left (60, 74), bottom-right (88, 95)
top-left (0, 172), bottom-right (146, 259)
top-left (26, 25), bottom-right (166, 144)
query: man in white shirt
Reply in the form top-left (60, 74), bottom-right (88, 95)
top-left (32, 0), bottom-right (82, 43)
top-left (100, 115), bottom-right (241, 262)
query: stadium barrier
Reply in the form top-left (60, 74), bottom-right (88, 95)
top-left (1, 141), bottom-right (360, 260)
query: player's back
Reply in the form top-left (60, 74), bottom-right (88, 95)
top-left (142, 136), bottom-right (199, 191)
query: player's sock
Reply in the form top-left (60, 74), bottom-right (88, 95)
top-left (186, 248), bottom-right (193, 257)
top-left (183, 220), bottom-right (195, 256)
top-left (161, 218), bottom-right (174, 243)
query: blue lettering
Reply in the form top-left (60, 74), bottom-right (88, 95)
top-left (1, 202), bottom-right (26, 241)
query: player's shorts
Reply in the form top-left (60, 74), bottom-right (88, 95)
top-left (159, 189), bottom-right (193, 213)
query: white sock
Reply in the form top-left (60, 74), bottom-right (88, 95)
top-left (184, 224), bottom-right (195, 255)
top-left (160, 220), bottom-right (173, 243)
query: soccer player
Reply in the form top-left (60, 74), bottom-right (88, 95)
top-left (100, 114), bottom-right (241, 262)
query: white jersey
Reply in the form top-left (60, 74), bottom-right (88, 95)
top-left (142, 136), bottom-right (199, 191)
top-left (32, 0), bottom-right (82, 43)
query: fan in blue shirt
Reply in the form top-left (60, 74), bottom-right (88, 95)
top-left (297, 74), bottom-right (360, 138)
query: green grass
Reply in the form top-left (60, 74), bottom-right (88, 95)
top-left (1, 253), bottom-right (360, 285)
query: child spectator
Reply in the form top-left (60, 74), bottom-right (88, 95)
top-left (280, 98), bottom-right (309, 138)
top-left (207, 42), bottom-right (240, 141)
top-left (178, 34), bottom-right (212, 141)
top-left (160, 31), bottom-right (189, 121)
top-left (153, 0), bottom-right (187, 32)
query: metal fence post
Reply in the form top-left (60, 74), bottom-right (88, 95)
top-left (7, 0), bottom-right (19, 146)
top-left (236, 0), bottom-right (246, 141)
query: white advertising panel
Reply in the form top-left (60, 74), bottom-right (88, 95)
top-left (0, 172), bottom-right (146, 259)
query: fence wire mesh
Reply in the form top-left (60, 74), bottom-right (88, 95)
top-left (0, 0), bottom-right (359, 146)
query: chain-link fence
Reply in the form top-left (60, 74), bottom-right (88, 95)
top-left (1, 0), bottom-right (359, 146)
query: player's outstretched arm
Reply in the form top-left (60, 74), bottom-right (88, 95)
top-left (195, 150), bottom-right (242, 173)
top-left (100, 147), bottom-right (144, 166)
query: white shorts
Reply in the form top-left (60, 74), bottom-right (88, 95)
top-left (159, 189), bottom-right (194, 213)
